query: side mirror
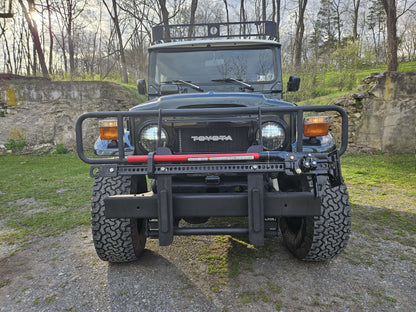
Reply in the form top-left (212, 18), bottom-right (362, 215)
top-left (287, 75), bottom-right (300, 92)
top-left (137, 79), bottom-right (147, 95)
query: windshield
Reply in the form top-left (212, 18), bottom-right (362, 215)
top-left (151, 47), bottom-right (277, 85)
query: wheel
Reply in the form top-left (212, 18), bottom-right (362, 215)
top-left (91, 175), bottom-right (147, 262)
top-left (280, 180), bottom-right (351, 261)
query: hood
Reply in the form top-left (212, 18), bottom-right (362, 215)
top-left (130, 92), bottom-right (295, 111)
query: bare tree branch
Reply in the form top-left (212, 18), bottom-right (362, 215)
top-left (396, 0), bottom-right (416, 19)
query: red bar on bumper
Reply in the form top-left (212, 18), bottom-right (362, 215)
top-left (127, 153), bottom-right (260, 163)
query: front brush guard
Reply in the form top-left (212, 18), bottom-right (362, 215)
top-left (76, 105), bottom-right (348, 246)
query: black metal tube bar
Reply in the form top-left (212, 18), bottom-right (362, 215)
top-left (258, 107), bottom-right (263, 147)
top-left (296, 109), bottom-right (304, 152)
top-left (117, 114), bottom-right (125, 160)
top-left (157, 109), bottom-right (163, 148)
top-left (77, 105), bottom-right (348, 118)
top-left (174, 227), bottom-right (249, 236)
top-left (76, 105), bottom-right (348, 164)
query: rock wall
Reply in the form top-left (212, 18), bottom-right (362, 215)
top-left (0, 80), bottom-right (139, 151)
top-left (331, 72), bottom-right (416, 153)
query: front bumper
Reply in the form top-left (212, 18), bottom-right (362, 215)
top-left (87, 149), bottom-right (343, 246)
top-left (105, 191), bottom-right (321, 219)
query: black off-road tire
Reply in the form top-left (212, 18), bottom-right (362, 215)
top-left (280, 181), bottom-right (351, 261)
top-left (91, 175), bottom-right (146, 262)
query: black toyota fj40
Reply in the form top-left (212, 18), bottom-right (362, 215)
top-left (76, 21), bottom-right (350, 262)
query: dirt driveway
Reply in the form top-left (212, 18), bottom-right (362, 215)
top-left (0, 218), bottom-right (415, 312)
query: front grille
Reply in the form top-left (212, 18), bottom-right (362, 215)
top-left (176, 126), bottom-right (250, 153)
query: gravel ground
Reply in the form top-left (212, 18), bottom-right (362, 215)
top-left (0, 221), bottom-right (415, 312)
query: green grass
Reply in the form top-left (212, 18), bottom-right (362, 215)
top-left (284, 61), bottom-right (416, 105)
top-left (120, 82), bottom-right (147, 104)
top-left (342, 154), bottom-right (416, 194)
top-left (341, 153), bottom-right (416, 247)
top-left (298, 91), bottom-right (347, 106)
top-left (0, 154), bottom-right (92, 244)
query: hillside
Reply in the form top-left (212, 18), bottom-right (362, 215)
top-left (283, 61), bottom-right (416, 106)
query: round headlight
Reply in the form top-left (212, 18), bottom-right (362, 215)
top-left (139, 125), bottom-right (168, 152)
top-left (257, 122), bottom-right (286, 150)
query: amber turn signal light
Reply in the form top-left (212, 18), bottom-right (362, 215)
top-left (303, 116), bottom-right (329, 137)
top-left (99, 120), bottom-right (118, 140)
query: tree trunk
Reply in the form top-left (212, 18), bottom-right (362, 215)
top-left (0, 22), bottom-right (12, 72)
top-left (275, 0), bottom-right (281, 41)
top-left (380, 0), bottom-right (398, 71)
top-left (294, 0), bottom-right (307, 72)
top-left (66, 0), bottom-right (75, 77)
top-left (352, 0), bottom-right (360, 41)
top-left (188, 0), bottom-right (198, 37)
top-left (223, 0), bottom-right (230, 36)
top-left (112, 0), bottom-right (128, 83)
top-left (18, 0), bottom-right (49, 78)
top-left (159, 0), bottom-right (171, 41)
top-left (46, 0), bottom-right (53, 73)
top-left (240, 0), bottom-right (246, 35)
top-left (32, 44), bottom-right (37, 76)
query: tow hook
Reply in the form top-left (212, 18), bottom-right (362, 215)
top-left (285, 154), bottom-right (317, 175)
top-left (300, 154), bottom-right (318, 173)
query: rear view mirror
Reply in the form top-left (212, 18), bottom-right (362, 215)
top-left (137, 79), bottom-right (147, 95)
top-left (287, 75), bottom-right (300, 92)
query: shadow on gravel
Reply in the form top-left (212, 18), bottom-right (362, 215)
top-left (107, 249), bottom-right (222, 312)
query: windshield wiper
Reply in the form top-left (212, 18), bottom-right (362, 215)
top-left (211, 78), bottom-right (254, 91)
top-left (162, 80), bottom-right (204, 92)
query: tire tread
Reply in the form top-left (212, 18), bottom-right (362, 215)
top-left (91, 175), bottom-right (145, 262)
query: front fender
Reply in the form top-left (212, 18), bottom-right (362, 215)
top-left (94, 130), bottom-right (135, 156)
top-left (292, 133), bottom-right (337, 154)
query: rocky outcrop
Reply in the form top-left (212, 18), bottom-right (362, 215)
top-left (0, 80), bottom-right (139, 151)
top-left (331, 72), bottom-right (416, 153)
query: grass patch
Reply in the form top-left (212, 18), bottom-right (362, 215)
top-left (197, 233), bottom-right (278, 294)
top-left (0, 154), bottom-right (92, 244)
top-left (342, 154), bottom-right (416, 193)
top-left (285, 61), bottom-right (416, 105)
top-left (341, 153), bottom-right (416, 246)
top-left (198, 234), bottom-right (275, 279)
top-left (120, 82), bottom-right (147, 104)
top-left (0, 279), bottom-right (11, 288)
top-left (239, 289), bottom-right (275, 304)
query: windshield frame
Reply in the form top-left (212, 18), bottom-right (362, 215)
top-left (148, 44), bottom-right (280, 87)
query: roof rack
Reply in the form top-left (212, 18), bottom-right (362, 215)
top-left (152, 21), bottom-right (277, 43)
